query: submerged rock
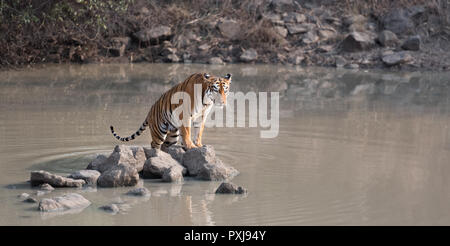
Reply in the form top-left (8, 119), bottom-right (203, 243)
top-left (215, 182), bottom-right (247, 194)
top-left (87, 145), bottom-right (146, 173)
top-left (97, 164), bottom-right (139, 187)
top-left (23, 197), bottom-right (38, 203)
top-left (99, 204), bottom-right (120, 214)
top-left (18, 193), bottom-right (30, 199)
top-left (38, 193), bottom-right (91, 212)
top-left (142, 149), bottom-right (186, 179)
top-left (126, 187), bottom-right (150, 197)
top-left (68, 170), bottom-right (101, 185)
top-left (30, 170), bottom-right (85, 188)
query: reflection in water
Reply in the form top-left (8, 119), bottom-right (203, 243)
top-left (0, 64), bottom-right (450, 225)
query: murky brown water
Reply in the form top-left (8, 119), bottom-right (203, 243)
top-left (1, 63), bottom-right (450, 225)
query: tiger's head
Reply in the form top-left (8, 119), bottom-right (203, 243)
top-left (203, 73), bottom-right (232, 107)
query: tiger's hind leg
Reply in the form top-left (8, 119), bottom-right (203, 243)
top-left (162, 130), bottom-right (179, 150)
top-left (150, 122), bottom-right (168, 149)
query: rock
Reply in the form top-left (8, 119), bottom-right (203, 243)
top-left (182, 145), bottom-right (239, 181)
top-left (99, 204), bottom-right (120, 214)
top-left (162, 166), bottom-right (184, 183)
top-left (378, 30), bottom-right (400, 47)
top-left (382, 51), bottom-right (413, 66)
top-left (318, 28), bottom-right (337, 41)
top-left (110, 37), bottom-right (130, 57)
top-left (68, 170), bottom-right (101, 186)
top-left (344, 15), bottom-right (368, 32)
top-left (36, 191), bottom-right (48, 196)
top-left (273, 26), bottom-right (288, 38)
top-left (382, 9), bottom-right (414, 36)
top-left (133, 25), bottom-right (172, 43)
top-left (341, 32), bottom-right (375, 52)
top-left (285, 23), bottom-right (312, 35)
top-left (208, 57), bottom-right (224, 65)
top-left (217, 19), bottom-right (241, 40)
top-left (198, 44), bottom-right (210, 51)
top-left (262, 13), bottom-right (283, 25)
top-left (126, 187), bottom-right (150, 197)
top-left (142, 149), bottom-right (186, 178)
top-left (283, 12), bottom-right (305, 23)
top-left (401, 35), bottom-right (421, 51)
top-left (97, 164), bottom-right (139, 187)
top-left (38, 193), bottom-right (91, 212)
top-left (196, 160), bottom-right (240, 181)
top-left (166, 54), bottom-right (180, 63)
top-left (302, 31), bottom-right (319, 44)
top-left (316, 45), bottom-right (333, 53)
top-left (18, 193), bottom-right (30, 199)
top-left (240, 49), bottom-right (258, 62)
top-left (23, 197), bottom-right (38, 203)
top-left (86, 154), bottom-right (107, 171)
top-left (39, 183), bottom-right (55, 191)
top-left (215, 182), bottom-right (247, 194)
top-left (345, 63), bottom-right (360, 69)
top-left (30, 170), bottom-right (85, 188)
top-left (335, 56), bottom-right (347, 68)
top-left (87, 145), bottom-right (146, 173)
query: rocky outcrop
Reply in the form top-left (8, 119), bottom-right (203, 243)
top-left (97, 163), bottom-right (139, 187)
top-left (30, 170), bottom-right (85, 188)
top-left (215, 182), bottom-right (247, 194)
top-left (142, 149), bottom-right (186, 178)
top-left (87, 145), bottom-right (146, 173)
top-left (38, 193), bottom-right (91, 212)
top-left (68, 170), bottom-right (101, 185)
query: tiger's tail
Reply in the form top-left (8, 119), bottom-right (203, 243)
top-left (110, 120), bottom-right (149, 142)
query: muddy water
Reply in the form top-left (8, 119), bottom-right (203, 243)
top-left (1, 63), bottom-right (450, 225)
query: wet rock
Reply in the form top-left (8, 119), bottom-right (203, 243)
top-left (38, 193), bottom-right (91, 212)
top-left (87, 145), bottom-right (146, 173)
top-left (341, 32), bottom-right (375, 52)
top-left (285, 23), bottom-right (312, 35)
top-left (39, 183), bottom-right (55, 191)
top-left (378, 30), bottom-right (400, 47)
top-left (401, 35), bottom-right (421, 51)
top-left (208, 57), bottom-right (224, 65)
top-left (133, 25), bottom-right (172, 43)
top-left (97, 164), bottom-right (139, 187)
top-left (196, 160), bottom-right (240, 181)
top-left (18, 193), bottom-right (30, 199)
top-left (215, 182), bottom-right (247, 194)
top-left (30, 170), bottom-right (85, 188)
top-left (382, 51), bottom-right (413, 66)
top-left (240, 49), bottom-right (258, 62)
top-left (273, 26), bottom-right (288, 38)
top-left (162, 166), bottom-right (184, 183)
top-left (126, 187), bottom-right (150, 197)
top-left (217, 19), bottom-right (241, 40)
top-left (302, 31), bottom-right (319, 44)
top-left (99, 204), bottom-right (120, 214)
top-left (68, 170), bottom-right (101, 186)
top-left (382, 9), bottom-right (414, 36)
top-left (142, 149), bottom-right (186, 178)
top-left (183, 145), bottom-right (239, 181)
top-left (23, 197), bottom-right (38, 203)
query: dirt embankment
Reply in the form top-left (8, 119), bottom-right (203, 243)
top-left (1, 0), bottom-right (449, 71)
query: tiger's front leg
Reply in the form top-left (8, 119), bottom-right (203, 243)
top-left (180, 125), bottom-right (196, 149)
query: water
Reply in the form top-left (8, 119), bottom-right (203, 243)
top-left (1, 63), bottom-right (450, 225)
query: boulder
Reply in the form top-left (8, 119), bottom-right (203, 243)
top-left (68, 170), bottom-right (101, 186)
top-left (240, 49), bottom-right (258, 62)
top-left (378, 30), bottom-right (400, 47)
top-left (39, 183), bottom-right (55, 191)
top-left (38, 193), bottom-right (91, 212)
top-left (87, 145), bottom-right (146, 173)
top-left (142, 149), bottom-right (186, 178)
top-left (382, 9), bottom-right (415, 36)
top-left (341, 32), bottom-right (375, 52)
top-left (126, 187), bottom-right (150, 197)
top-left (161, 145), bottom-right (185, 163)
top-left (382, 51), bottom-right (413, 66)
top-left (215, 182), bottom-right (247, 194)
top-left (30, 170), bottom-right (85, 188)
top-left (133, 25), bottom-right (172, 43)
top-left (217, 19), bottom-right (241, 40)
top-left (97, 164), bottom-right (139, 187)
top-left (99, 204), bottom-right (120, 214)
top-left (401, 35), bottom-right (421, 51)
top-left (196, 160), bottom-right (240, 181)
top-left (162, 166), bottom-right (184, 183)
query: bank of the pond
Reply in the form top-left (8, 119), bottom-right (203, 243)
top-left (0, 0), bottom-right (449, 72)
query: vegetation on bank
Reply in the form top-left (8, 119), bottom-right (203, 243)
top-left (0, 0), bottom-right (449, 70)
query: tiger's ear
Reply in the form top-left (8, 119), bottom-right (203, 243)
top-left (224, 73), bottom-right (232, 80)
top-left (203, 73), bottom-right (210, 79)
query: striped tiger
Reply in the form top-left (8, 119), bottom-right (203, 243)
top-left (110, 72), bottom-right (231, 149)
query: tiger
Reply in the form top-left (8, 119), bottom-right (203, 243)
top-left (110, 72), bottom-right (232, 150)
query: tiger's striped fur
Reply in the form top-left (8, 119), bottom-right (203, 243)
top-left (110, 72), bottom-right (231, 149)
